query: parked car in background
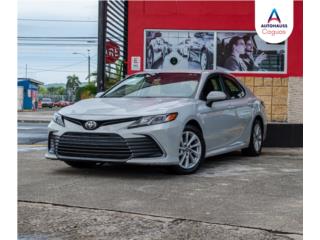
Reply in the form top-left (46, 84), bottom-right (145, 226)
top-left (46, 71), bottom-right (267, 174)
top-left (146, 31), bottom-right (166, 69)
top-left (188, 32), bottom-right (214, 70)
top-left (178, 39), bottom-right (191, 57)
top-left (54, 100), bottom-right (71, 108)
top-left (41, 98), bottom-right (54, 108)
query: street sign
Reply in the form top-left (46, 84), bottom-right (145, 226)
top-left (105, 41), bottom-right (120, 64)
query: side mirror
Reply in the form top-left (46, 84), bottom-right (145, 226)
top-left (95, 92), bottom-right (104, 98)
top-left (206, 91), bottom-right (227, 106)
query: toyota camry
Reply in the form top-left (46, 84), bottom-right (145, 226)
top-left (46, 71), bottom-right (267, 174)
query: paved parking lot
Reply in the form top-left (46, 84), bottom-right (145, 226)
top-left (18, 148), bottom-right (302, 239)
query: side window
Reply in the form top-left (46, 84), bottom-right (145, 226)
top-left (200, 76), bottom-right (222, 100)
top-left (222, 77), bottom-right (245, 99)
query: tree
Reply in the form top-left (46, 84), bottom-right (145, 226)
top-left (76, 83), bottom-right (97, 101)
top-left (66, 74), bottom-right (81, 101)
top-left (39, 86), bottom-right (48, 95)
top-left (47, 86), bottom-right (66, 95)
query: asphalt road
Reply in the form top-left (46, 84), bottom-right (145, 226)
top-left (18, 148), bottom-right (303, 239)
top-left (18, 122), bottom-right (48, 145)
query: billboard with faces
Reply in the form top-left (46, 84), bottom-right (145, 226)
top-left (216, 32), bottom-right (286, 73)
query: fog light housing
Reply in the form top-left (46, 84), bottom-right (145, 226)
top-left (48, 134), bottom-right (56, 154)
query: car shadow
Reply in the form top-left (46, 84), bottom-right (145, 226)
top-left (51, 150), bottom-right (257, 179)
top-left (52, 163), bottom-right (177, 180)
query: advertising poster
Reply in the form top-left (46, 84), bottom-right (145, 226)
top-left (145, 30), bottom-right (215, 71)
top-left (216, 32), bottom-right (286, 72)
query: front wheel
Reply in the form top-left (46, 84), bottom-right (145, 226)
top-left (64, 161), bottom-right (101, 168)
top-left (200, 50), bottom-right (208, 70)
top-left (146, 47), bottom-right (154, 69)
top-left (242, 119), bottom-right (263, 156)
top-left (171, 125), bottom-right (205, 174)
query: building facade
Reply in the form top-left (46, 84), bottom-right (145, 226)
top-left (126, 1), bottom-right (303, 124)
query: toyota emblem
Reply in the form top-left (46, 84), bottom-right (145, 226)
top-left (84, 120), bottom-right (98, 130)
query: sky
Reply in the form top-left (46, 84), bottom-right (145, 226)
top-left (18, 0), bottom-right (98, 85)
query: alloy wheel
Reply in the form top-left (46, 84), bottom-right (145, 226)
top-left (253, 123), bottom-right (262, 152)
top-left (179, 131), bottom-right (202, 169)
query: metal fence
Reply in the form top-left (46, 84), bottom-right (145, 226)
top-left (38, 94), bottom-right (68, 102)
top-left (97, 0), bottom-right (128, 91)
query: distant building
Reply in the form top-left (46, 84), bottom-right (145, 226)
top-left (18, 78), bottom-right (44, 110)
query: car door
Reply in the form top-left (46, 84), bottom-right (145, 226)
top-left (220, 74), bottom-right (252, 146)
top-left (197, 74), bottom-right (234, 152)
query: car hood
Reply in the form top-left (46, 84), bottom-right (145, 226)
top-left (59, 97), bottom-right (194, 120)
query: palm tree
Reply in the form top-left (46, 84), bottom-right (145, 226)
top-left (66, 74), bottom-right (81, 101)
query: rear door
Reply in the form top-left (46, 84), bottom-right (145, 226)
top-left (220, 74), bottom-right (252, 145)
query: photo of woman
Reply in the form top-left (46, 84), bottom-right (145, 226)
top-left (217, 32), bottom-right (286, 72)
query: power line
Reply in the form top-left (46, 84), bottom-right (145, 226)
top-left (18, 18), bottom-right (97, 22)
top-left (18, 39), bottom-right (97, 42)
top-left (18, 43), bottom-right (97, 47)
top-left (18, 36), bottom-right (97, 39)
top-left (23, 60), bottom-right (88, 73)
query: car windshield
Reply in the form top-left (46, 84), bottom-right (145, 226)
top-left (103, 73), bottom-right (201, 98)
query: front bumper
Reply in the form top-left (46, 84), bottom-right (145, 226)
top-left (45, 118), bottom-right (183, 166)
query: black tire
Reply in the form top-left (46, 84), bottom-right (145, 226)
top-left (64, 161), bottom-right (100, 168)
top-left (146, 47), bottom-right (154, 69)
top-left (200, 50), bottom-right (209, 70)
top-left (242, 119), bottom-right (263, 156)
top-left (188, 50), bottom-right (192, 62)
top-left (170, 125), bottom-right (205, 174)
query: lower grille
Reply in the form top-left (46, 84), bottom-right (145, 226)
top-left (50, 132), bottom-right (163, 160)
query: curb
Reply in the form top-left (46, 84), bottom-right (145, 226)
top-left (18, 120), bottom-right (51, 124)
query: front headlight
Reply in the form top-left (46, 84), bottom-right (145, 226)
top-left (53, 113), bottom-right (65, 127)
top-left (128, 112), bottom-right (178, 129)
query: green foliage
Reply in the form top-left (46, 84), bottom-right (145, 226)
top-left (66, 74), bottom-right (81, 101)
top-left (47, 86), bottom-right (66, 95)
top-left (75, 83), bottom-right (97, 101)
top-left (66, 74), bottom-right (81, 90)
top-left (39, 86), bottom-right (48, 95)
top-left (104, 59), bottom-right (124, 90)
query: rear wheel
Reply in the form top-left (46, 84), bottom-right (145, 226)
top-left (171, 125), bottom-right (205, 174)
top-left (64, 161), bottom-right (101, 168)
top-left (242, 119), bottom-right (263, 156)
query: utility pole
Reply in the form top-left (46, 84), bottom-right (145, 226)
top-left (97, 0), bottom-right (107, 92)
top-left (72, 50), bottom-right (91, 83)
top-left (88, 49), bottom-right (91, 83)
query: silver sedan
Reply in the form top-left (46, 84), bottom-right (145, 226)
top-left (46, 71), bottom-right (267, 174)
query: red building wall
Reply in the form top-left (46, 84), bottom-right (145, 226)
top-left (127, 0), bottom-right (303, 77)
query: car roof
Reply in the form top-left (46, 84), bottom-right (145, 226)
top-left (130, 70), bottom-right (237, 80)
top-left (134, 70), bottom-right (231, 75)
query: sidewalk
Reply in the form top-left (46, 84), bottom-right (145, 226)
top-left (18, 110), bottom-right (56, 123)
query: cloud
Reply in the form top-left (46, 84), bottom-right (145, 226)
top-left (18, 0), bottom-right (98, 20)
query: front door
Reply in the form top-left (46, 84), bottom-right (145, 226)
top-left (198, 74), bottom-right (233, 152)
